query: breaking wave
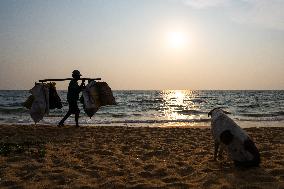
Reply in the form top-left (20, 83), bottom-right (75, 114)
top-left (0, 107), bottom-right (28, 114)
top-left (0, 90), bottom-right (284, 127)
top-left (239, 111), bottom-right (284, 117)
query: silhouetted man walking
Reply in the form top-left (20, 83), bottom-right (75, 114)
top-left (58, 70), bottom-right (85, 127)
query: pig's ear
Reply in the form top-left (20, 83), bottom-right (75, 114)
top-left (223, 110), bottom-right (231, 114)
top-left (208, 110), bottom-right (212, 117)
top-left (208, 108), bottom-right (217, 117)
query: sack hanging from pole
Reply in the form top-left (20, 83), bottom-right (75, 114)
top-left (96, 82), bottom-right (117, 106)
top-left (81, 81), bottom-right (116, 118)
top-left (23, 95), bottom-right (35, 109)
top-left (82, 80), bottom-right (100, 118)
top-left (29, 83), bottom-right (49, 123)
top-left (47, 82), bottom-right (62, 109)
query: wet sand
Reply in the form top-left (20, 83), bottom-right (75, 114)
top-left (0, 125), bottom-right (283, 189)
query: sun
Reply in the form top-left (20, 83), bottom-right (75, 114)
top-left (166, 31), bottom-right (189, 49)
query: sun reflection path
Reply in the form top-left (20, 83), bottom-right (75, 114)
top-left (161, 90), bottom-right (199, 122)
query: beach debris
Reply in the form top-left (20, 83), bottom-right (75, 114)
top-left (81, 81), bottom-right (116, 118)
top-left (29, 83), bottom-right (49, 123)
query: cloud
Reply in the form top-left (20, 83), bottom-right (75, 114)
top-left (178, 0), bottom-right (284, 31)
top-left (180, 0), bottom-right (230, 9)
top-left (231, 0), bottom-right (284, 31)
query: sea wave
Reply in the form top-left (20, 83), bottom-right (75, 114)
top-left (235, 117), bottom-right (284, 122)
top-left (0, 107), bottom-right (28, 114)
top-left (1, 90), bottom-right (284, 127)
top-left (239, 112), bottom-right (284, 117)
top-left (177, 110), bottom-right (206, 115)
top-left (237, 104), bottom-right (260, 108)
top-left (183, 99), bottom-right (207, 103)
top-left (111, 113), bottom-right (128, 118)
top-left (0, 102), bottom-right (24, 107)
top-left (94, 119), bottom-right (211, 124)
top-left (130, 99), bottom-right (165, 104)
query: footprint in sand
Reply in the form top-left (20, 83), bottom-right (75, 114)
top-left (152, 168), bottom-right (168, 178)
top-left (139, 171), bottom-right (153, 178)
top-left (51, 169), bottom-right (64, 174)
top-left (110, 169), bottom-right (125, 177)
top-left (47, 173), bottom-right (67, 185)
top-left (82, 168), bottom-right (101, 178)
top-left (127, 183), bottom-right (152, 188)
top-left (202, 177), bottom-right (219, 188)
top-left (162, 176), bottom-right (180, 183)
top-left (0, 180), bottom-right (20, 188)
top-left (143, 164), bottom-right (155, 171)
top-left (17, 164), bottom-right (41, 180)
top-left (178, 166), bottom-right (194, 177)
top-left (95, 149), bottom-right (113, 156)
top-left (269, 169), bottom-right (284, 177)
top-left (176, 161), bottom-right (187, 167)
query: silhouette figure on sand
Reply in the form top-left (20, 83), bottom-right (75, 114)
top-left (58, 70), bottom-right (85, 127)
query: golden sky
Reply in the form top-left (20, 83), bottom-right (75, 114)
top-left (0, 0), bottom-right (284, 90)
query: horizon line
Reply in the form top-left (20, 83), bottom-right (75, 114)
top-left (0, 89), bottom-right (283, 91)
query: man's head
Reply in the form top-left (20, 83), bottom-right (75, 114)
top-left (72, 70), bottom-right (81, 80)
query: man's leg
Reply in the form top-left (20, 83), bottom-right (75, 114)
top-left (58, 111), bottom-right (71, 126)
top-left (75, 112), bottom-right (79, 127)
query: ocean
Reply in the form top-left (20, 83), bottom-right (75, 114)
top-left (0, 90), bottom-right (283, 127)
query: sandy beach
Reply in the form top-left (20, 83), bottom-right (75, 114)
top-left (0, 125), bottom-right (283, 189)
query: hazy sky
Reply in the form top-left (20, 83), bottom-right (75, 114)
top-left (0, 0), bottom-right (284, 90)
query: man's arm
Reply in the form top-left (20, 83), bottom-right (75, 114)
top-left (80, 79), bottom-right (85, 90)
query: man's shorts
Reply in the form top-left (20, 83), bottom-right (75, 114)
top-left (68, 101), bottom-right (80, 114)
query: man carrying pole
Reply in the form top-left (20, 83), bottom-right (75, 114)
top-left (58, 70), bottom-right (85, 127)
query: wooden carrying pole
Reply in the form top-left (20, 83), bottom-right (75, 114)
top-left (39, 78), bottom-right (101, 82)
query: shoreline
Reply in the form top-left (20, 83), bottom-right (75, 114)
top-left (0, 125), bottom-right (283, 188)
top-left (1, 120), bottom-right (284, 128)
